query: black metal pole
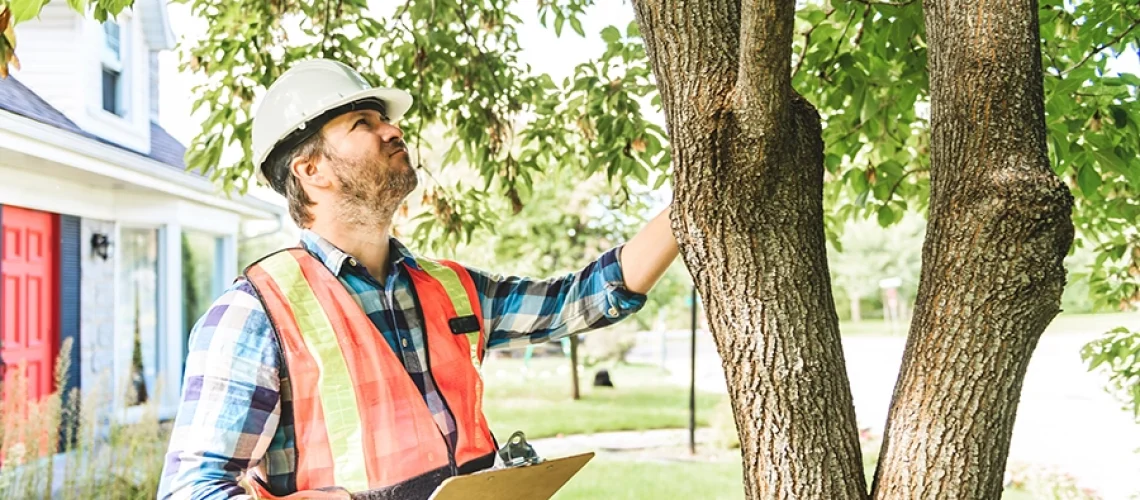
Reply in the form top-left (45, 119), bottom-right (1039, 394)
top-left (689, 286), bottom-right (697, 455)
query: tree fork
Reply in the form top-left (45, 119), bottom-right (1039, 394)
top-left (871, 0), bottom-right (1075, 497)
top-left (634, 1), bottom-right (867, 497)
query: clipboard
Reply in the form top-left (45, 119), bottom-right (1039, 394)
top-left (427, 452), bottom-right (595, 500)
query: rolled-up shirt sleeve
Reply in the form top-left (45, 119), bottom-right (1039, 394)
top-left (157, 281), bottom-right (282, 500)
top-left (466, 245), bottom-right (648, 350)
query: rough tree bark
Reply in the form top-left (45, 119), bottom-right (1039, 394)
top-left (872, 0), bottom-right (1074, 498)
top-left (633, 1), bottom-right (866, 498)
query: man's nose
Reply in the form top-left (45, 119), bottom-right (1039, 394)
top-left (377, 122), bottom-right (404, 143)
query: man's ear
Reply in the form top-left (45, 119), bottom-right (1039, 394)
top-left (291, 153), bottom-right (333, 190)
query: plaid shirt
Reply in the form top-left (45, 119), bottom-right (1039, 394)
top-left (157, 229), bottom-right (646, 499)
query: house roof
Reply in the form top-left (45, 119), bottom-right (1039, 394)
top-left (148, 121), bottom-right (188, 169)
top-left (0, 74), bottom-right (192, 174)
top-left (0, 75), bottom-right (285, 218)
top-left (0, 74), bottom-right (87, 137)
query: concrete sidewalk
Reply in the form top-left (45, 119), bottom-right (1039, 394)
top-left (529, 428), bottom-right (718, 459)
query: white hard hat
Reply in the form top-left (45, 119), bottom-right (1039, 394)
top-left (251, 58), bottom-right (413, 193)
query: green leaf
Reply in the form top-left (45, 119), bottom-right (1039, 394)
top-left (554, 13), bottom-right (565, 37)
top-left (805, 8), bottom-right (827, 24)
top-left (861, 92), bottom-right (879, 124)
top-left (10, 0), bottom-right (43, 23)
top-left (825, 154), bottom-right (842, 173)
top-left (1110, 106), bottom-right (1130, 128)
top-left (1077, 164), bottom-right (1102, 198)
top-left (67, 0), bottom-right (88, 14)
top-left (1092, 148), bottom-right (1126, 174)
top-left (877, 205), bottom-right (895, 227)
top-left (1052, 76), bottom-right (1084, 97)
top-left (601, 26), bottom-right (621, 44)
top-left (569, 17), bottom-right (584, 37)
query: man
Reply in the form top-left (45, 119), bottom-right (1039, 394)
top-left (157, 59), bottom-right (679, 500)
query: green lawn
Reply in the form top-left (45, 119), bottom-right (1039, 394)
top-left (481, 357), bottom-right (724, 439)
top-left (479, 353), bottom-right (1091, 498)
top-left (554, 458), bottom-right (744, 500)
top-left (552, 458), bottom-right (1042, 499)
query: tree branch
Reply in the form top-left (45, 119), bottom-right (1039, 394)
top-left (793, 8), bottom-right (837, 79)
top-left (853, 7), bottom-right (871, 46)
top-left (853, 0), bottom-right (916, 7)
top-left (886, 166), bottom-right (928, 201)
top-left (737, 0), bottom-right (796, 126)
top-left (1063, 17), bottom-right (1140, 76)
top-left (321, 0), bottom-right (332, 57)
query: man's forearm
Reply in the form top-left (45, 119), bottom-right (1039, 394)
top-left (619, 206), bottom-right (680, 295)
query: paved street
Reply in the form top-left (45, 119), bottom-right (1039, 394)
top-left (625, 317), bottom-right (1140, 498)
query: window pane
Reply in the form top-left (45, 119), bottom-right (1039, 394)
top-left (117, 228), bottom-right (159, 408)
top-left (181, 232), bottom-right (220, 368)
top-left (103, 22), bottom-right (120, 59)
top-left (102, 69), bottom-right (119, 115)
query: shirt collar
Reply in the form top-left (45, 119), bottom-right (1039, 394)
top-left (298, 229), bottom-right (420, 277)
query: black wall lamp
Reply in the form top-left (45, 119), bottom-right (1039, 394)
top-left (91, 233), bottom-right (113, 261)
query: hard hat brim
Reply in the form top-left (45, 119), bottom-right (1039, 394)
top-left (254, 86), bottom-right (413, 172)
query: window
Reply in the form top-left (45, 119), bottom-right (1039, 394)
top-left (101, 69), bottom-right (120, 115)
top-left (101, 21), bottom-right (126, 117)
top-left (180, 231), bottom-right (223, 370)
top-left (117, 228), bottom-right (159, 408)
top-left (103, 21), bottom-right (120, 59)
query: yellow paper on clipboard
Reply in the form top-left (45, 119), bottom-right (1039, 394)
top-left (427, 452), bottom-right (594, 500)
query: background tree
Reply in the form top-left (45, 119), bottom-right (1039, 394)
top-left (2, 0), bottom-right (1138, 497)
top-left (828, 214), bottom-right (925, 323)
top-left (448, 168), bottom-right (657, 400)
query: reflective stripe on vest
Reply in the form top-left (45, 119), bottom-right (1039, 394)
top-left (244, 248), bottom-right (496, 495)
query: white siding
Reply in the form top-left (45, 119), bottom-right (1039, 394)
top-left (12, 5), bottom-right (152, 152)
top-left (149, 51), bottom-right (160, 120)
top-left (10, 3), bottom-right (83, 116)
top-left (72, 13), bottom-right (151, 152)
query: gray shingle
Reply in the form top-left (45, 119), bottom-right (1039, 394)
top-left (0, 75), bottom-right (198, 175)
top-left (0, 75), bottom-right (90, 137)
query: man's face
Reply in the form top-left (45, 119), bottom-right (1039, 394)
top-left (316, 106), bottom-right (418, 220)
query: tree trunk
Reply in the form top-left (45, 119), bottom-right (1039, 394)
top-left (569, 334), bottom-right (580, 400)
top-left (871, 0), bottom-right (1074, 498)
top-left (634, 2), bottom-right (866, 498)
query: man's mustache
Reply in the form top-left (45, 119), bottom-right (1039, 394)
top-left (385, 139), bottom-right (408, 157)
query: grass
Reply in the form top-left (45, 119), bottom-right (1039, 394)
top-left (482, 356), bottom-right (724, 439)
top-left (554, 458), bottom-right (744, 500)
top-left (550, 455), bottom-right (1081, 500)
top-left (2, 340), bottom-right (1105, 499)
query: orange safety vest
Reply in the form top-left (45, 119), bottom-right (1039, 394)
top-left (241, 248), bottom-right (498, 498)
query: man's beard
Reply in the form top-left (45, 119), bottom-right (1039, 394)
top-left (329, 150), bottom-right (418, 228)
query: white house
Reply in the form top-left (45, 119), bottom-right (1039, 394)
top-left (0, 0), bottom-right (286, 425)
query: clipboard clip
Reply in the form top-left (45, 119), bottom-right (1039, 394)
top-left (498, 431), bottom-right (544, 467)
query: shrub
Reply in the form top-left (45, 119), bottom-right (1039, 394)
top-left (1, 339), bottom-right (170, 499)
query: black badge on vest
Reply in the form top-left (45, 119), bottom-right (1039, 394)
top-left (449, 315), bottom-right (480, 334)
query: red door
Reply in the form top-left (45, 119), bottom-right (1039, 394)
top-left (0, 206), bottom-right (59, 404)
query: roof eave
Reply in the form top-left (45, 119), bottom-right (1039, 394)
top-left (0, 110), bottom-right (286, 220)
